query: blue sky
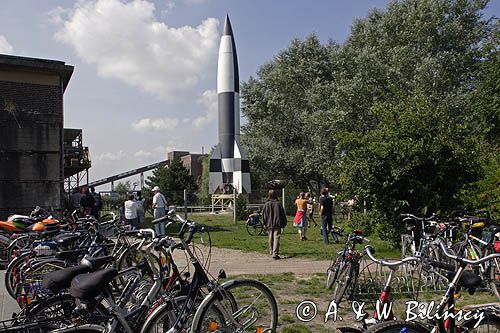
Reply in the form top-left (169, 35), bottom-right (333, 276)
top-left (1, 0), bottom-right (498, 189)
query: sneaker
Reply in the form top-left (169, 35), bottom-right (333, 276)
top-left (273, 255), bottom-right (281, 260)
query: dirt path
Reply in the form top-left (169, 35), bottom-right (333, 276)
top-left (184, 245), bottom-right (331, 276)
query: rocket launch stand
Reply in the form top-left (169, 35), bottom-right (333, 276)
top-left (210, 184), bottom-right (237, 214)
top-left (210, 193), bottom-right (235, 214)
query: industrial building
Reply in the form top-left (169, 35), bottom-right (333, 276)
top-left (0, 54), bottom-right (89, 219)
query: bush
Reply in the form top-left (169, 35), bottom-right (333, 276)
top-left (235, 194), bottom-right (251, 220)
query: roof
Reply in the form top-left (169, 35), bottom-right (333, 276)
top-left (64, 128), bottom-right (82, 143)
top-left (0, 53), bottom-right (74, 91)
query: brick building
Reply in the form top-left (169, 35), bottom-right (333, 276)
top-left (0, 54), bottom-right (73, 219)
top-left (167, 151), bottom-right (204, 180)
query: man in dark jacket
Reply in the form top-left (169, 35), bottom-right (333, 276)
top-left (262, 189), bottom-right (287, 259)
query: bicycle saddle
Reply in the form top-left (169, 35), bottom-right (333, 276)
top-left (70, 268), bottom-right (118, 300)
top-left (54, 233), bottom-right (82, 248)
top-left (446, 271), bottom-right (482, 295)
top-left (81, 256), bottom-right (115, 270)
top-left (43, 265), bottom-right (92, 294)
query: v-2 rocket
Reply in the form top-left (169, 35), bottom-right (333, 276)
top-left (209, 15), bottom-right (251, 194)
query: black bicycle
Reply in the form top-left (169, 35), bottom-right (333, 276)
top-left (326, 228), bottom-right (368, 304)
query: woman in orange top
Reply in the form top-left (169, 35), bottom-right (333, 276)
top-left (293, 192), bottom-right (309, 241)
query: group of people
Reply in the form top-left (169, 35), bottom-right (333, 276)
top-left (69, 186), bottom-right (102, 218)
top-left (119, 186), bottom-right (168, 236)
top-left (261, 187), bottom-right (339, 260)
top-left (293, 187), bottom-right (338, 244)
top-left (120, 191), bottom-right (145, 230)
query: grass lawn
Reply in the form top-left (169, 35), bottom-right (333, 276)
top-left (145, 211), bottom-right (400, 260)
top-left (229, 272), bottom-right (499, 332)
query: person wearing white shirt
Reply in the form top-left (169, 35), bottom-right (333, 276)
top-left (152, 186), bottom-right (167, 236)
top-left (124, 195), bottom-right (139, 230)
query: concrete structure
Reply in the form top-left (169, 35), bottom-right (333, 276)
top-left (209, 15), bottom-right (251, 194)
top-left (0, 54), bottom-right (73, 219)
top-left (88, 151), bottom-right (204, 191)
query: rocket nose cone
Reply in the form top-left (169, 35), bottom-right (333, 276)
top-left (223, 14), bottom-right (233, 36)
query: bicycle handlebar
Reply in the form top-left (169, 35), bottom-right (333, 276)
top-left (400, 213), bottom-right (438, 222)
top-left (437, 240), bottom-right (500, 265)
top-left (364, 245), bottom-right (420, 267)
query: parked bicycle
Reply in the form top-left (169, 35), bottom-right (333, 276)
top-left (326, 228), bottom-right (368, 305)
top-left (245, 211), bottom-right (266, 236)
top-left (364, 239), bottom-right (500, 333)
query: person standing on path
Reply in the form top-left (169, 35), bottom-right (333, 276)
top-left (152, 186), bottom-right (167, 236)
top-left (124, 195), bottom-right (139, 230)
top-left (293, 192), bottom-right (309, 241)
top-left (319, 188), bottom-right (338, 244)
top-left (262, 189), bottom-right (287, 260)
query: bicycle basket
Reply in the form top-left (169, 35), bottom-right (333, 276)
top-left (33, 240), bottom-right (58, 257)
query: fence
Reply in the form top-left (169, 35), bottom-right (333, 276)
top-left (96, 187), bottom-right (356, 222)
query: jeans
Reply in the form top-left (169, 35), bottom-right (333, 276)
top-left (125, 217), bottom-right (139, 230)
top-left (321, 215), bottom-right (339, 244)
top-left (154, 207), bottom-right (166, 236)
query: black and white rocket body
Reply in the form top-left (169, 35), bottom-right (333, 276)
top-left (209, 15), bottom-right (251, 194)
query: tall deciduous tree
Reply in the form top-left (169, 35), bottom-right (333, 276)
top-left (242, 0), bottom-right (497, 242)
top-left (332, 0), bottom-right (493, 238)
top-left (241, 35), bottom-right (338, 194)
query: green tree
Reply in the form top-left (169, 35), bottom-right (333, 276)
top-left (241, 34), bottom-right (338, 194)
top-left (114, 181), bottom-right (132, 196)
top-left (331, 0), bottom-right (493, 241)
top-left (145, 158), bottom-right (198, 206)
top-left (196, 153), bottom-right (211, 205)
top-left (241, 0), bottom-right (497, 243)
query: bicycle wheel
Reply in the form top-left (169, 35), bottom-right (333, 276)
top-left (5, 252), bottom-right (30, 299)
top-left (26, 294), bottom-right (110, 327)
top-left (140, 295), bottom-right (212, 333)
top-left (489, 255), bottom-right (500, 300)
top-left (460, 311), bottom-right (500, 331)
top-left (245, 222), bottom-right (262, 236)
top-left (333, 261), bottom-right (353, 304)
top-left (453, 241), bottom-right (482, 274)
top-left (365, 320), bottom-right (428, 333)
top-left (7, 235), bottom-right (34, 262)
top-left (116, 242), bottom-right (161, 286)
top-left (191, 279), bottom-right (278, 333)
top-left (17, 259), bottom-right (68, 305)
top-left (326, 254), bottom-right (341, 289)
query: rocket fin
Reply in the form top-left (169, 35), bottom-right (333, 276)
top-left (209, 144), bottom-right (224, 193)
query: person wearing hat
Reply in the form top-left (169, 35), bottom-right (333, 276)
top-left (152, 186), bottom-right (167, 236)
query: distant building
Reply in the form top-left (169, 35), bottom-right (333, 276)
top-left (167, 151), bottom-right (204, 180)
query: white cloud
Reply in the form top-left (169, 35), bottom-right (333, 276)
top-left (0, 35), bottom-right (14, 54)
top-left (131, 117), bottom-right (180, 132)
top-left (134, 145), bottom-right (170, 159)
top-left (192, 89), bottom-right (217, 128)
top-left (52, 0), bottom-right (219, 99)
top-left (134, 150), bottom-right (153, 158)
top-left (95, 150), bottom-right (126, 161)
